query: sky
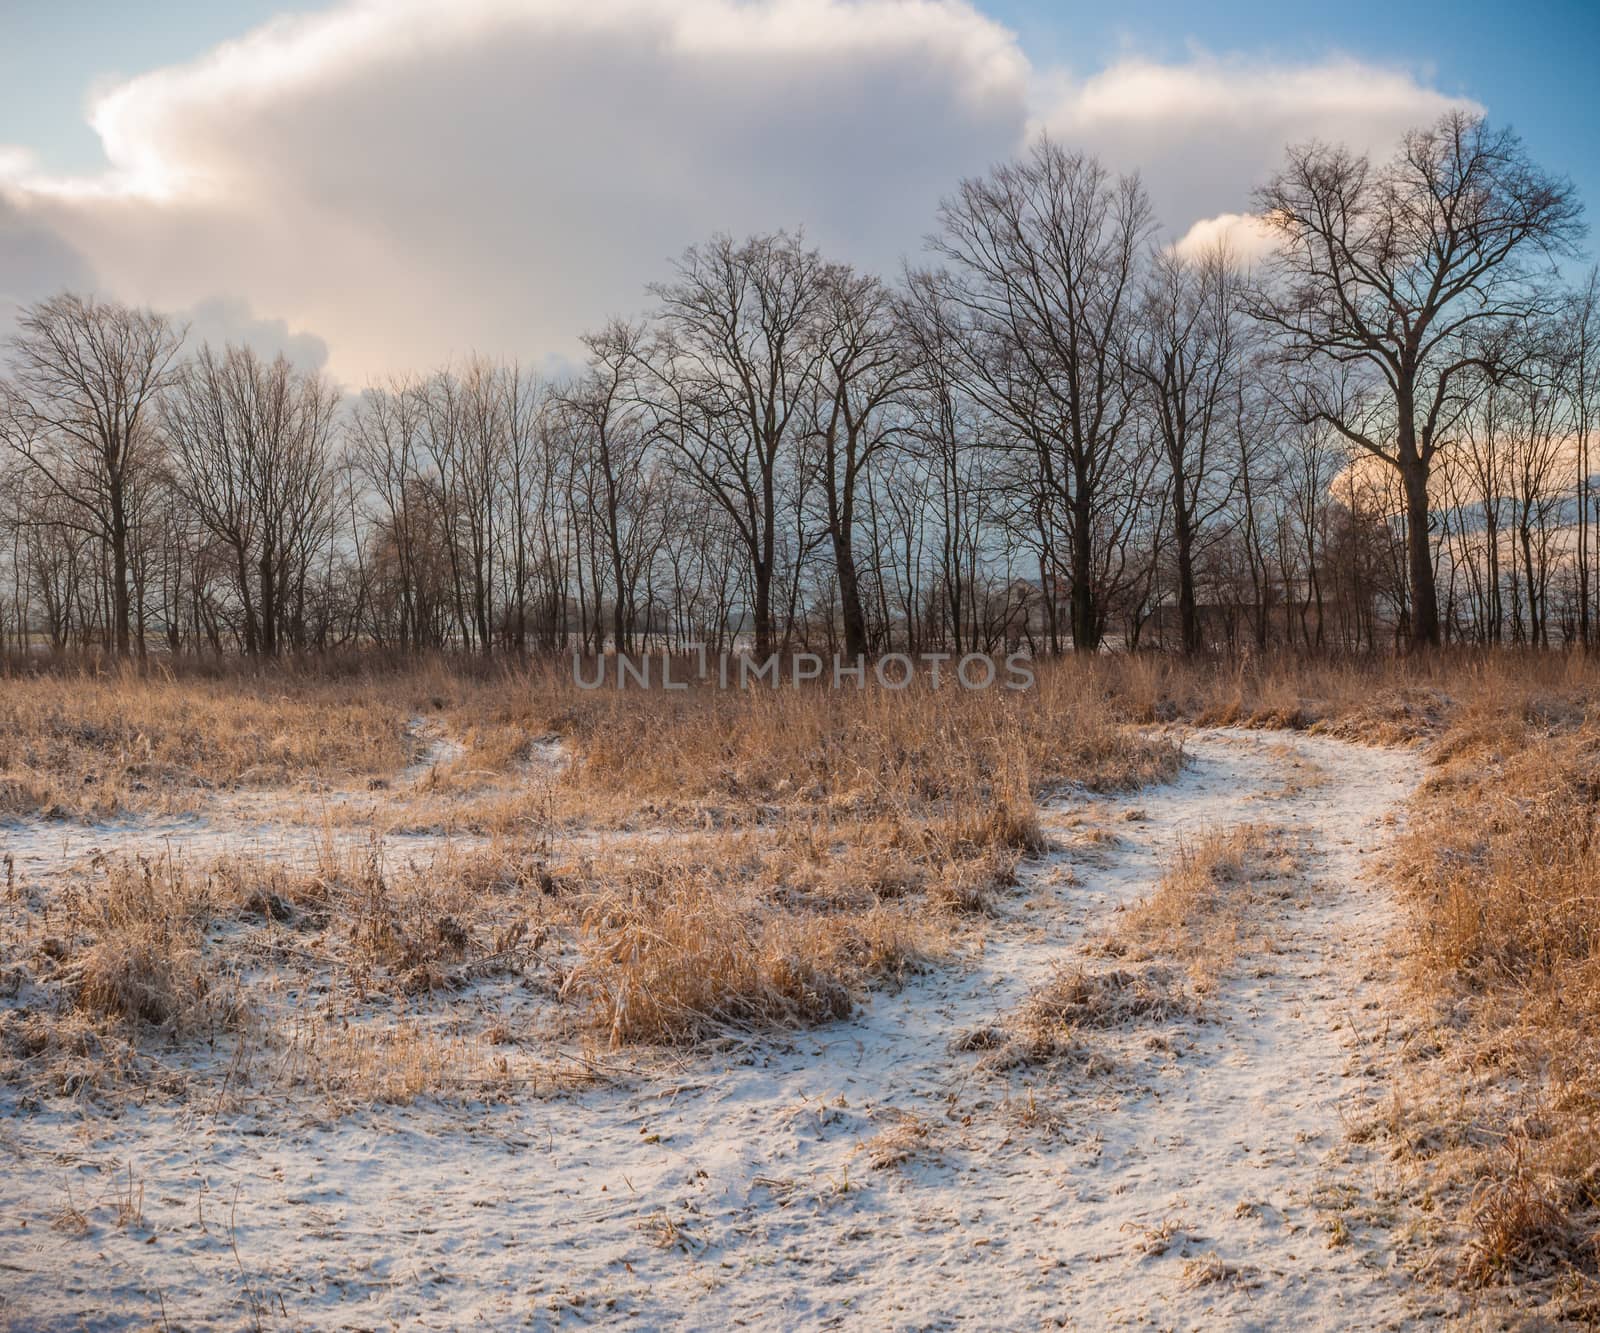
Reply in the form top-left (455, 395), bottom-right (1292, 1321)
top-left (1, 0), bottom-right (1595, 384)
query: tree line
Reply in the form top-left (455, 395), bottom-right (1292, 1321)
top-left (0, 110), bottom-right (1589, 661)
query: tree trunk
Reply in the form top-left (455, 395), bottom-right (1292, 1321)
top-left (835, 529), bottom-right (868, 661)
top-left (752, 561), bottom-right (773, 659)
top-left (259, 553), bottom-right (278, 657)
top-left (1070, 492), bottom-right (1099, 653)
top-left (109, 487), bottom-right (132, 657)
top-left (1173, 501), bottom-right (1200, 656)
top-left (1401, 454), bottom-right (1440, 649)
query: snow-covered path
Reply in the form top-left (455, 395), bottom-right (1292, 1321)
top-left (0, 714), bottom-right (514, 878)
top-left (0, 728), bottom-right (1428, 1330)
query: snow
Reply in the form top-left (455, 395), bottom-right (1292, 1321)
top-left (0, 715), bottom-right (500, 879)
top-left (0, 727), bottom-right (1437, 1329)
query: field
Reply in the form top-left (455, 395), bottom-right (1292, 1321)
top-left (1, 653), bottom-right (1597, 1328)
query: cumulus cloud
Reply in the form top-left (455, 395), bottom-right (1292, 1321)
top-left (1168, 212), bottom-right (1280, 268)
top-left (178, 297), bottom-right (331, 371)
top-left (0, 190), bottom-right (96, 329)
top-left (1034, 53), bottom-right (1479, 230)
top-left (8, 0), bottom-right (1027, 382)
top-left (0, 1), bottom-right (1479, 382)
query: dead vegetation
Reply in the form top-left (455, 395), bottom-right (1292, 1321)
top-left (1095, 647), bottom-right (1596, 746)
top-left (10, 647), bottom-right (1600, 1321)
top-left (0, 834), bottom-right (564, 1105)
top-left (0, 826), bottom-right (965, 1102)
top-left (6, 659), bottom-right (1157, 1104)
top-left (967, 963), bottom-right (1192, 1073)
top-left (558, 847), bottom-right (934, 1046)
top-left (1100, 823), bottom-right (1293, 992)
top-left (966, 822), bottom-right (1287, 1077)
top-left (856, 1108), bottom-right (936, 1171)
top-left (1390, 684), bottom-right (1600, 1320)
top-left (0, 668), bottom-right (415, 818)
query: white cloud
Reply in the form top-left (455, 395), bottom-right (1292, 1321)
top-left (178, 297), bottom-right (331, 372)
top-left (1168, 212), bottom-right (1279, 268)
top-left (0, 146), bottom-right (36, 183)
top-left (0, 190), bottom-right (95, 325)
top-left (0, 3), bottom-right (1480, 382)
top-left (1034, 53), bottom-right (1479, 230)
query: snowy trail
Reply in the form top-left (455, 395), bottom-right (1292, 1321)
top-left (0, 728), bottom-right (1427, 1330)
top-left (0, 716), bottom-right (505, 879)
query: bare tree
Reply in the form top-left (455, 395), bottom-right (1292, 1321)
top-left (1252, 110), bottom-right (1584, 648)
top-left (1, 295), bottom-right (183, 655)
top-left (811, 265), bottom-right (913, 660)
top-left (347, 377), bottom-right (431, 649)
top-left (1130, 244), bottom-right (1245, 654)
top-left (645, 231), bottom-right (827, 657)
top-left (1566, 268), bottom-right (1600, 645)
top-left (163, 344), bottom-right (338, 655)
top-left (928, 137), bottom-right (1153, 652)
top-left (562, 321), bottom-right (657, 652)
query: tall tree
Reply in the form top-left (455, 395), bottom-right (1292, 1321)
top-left (1, 295), bottom-right (183, 655)
top-left (1130, 244), bottom-right (1245, 655)
top-left (646, 231), bottom-right (827, 657)
top-left (563, 321), bottom-right (655, 653)
top-left (812, 265), bottom-right (912, 660)
top-left (929, 137), bottom-right (1153, 652)
top-left (1566, 268), bottom-right (1600, 646)
top-left (1252, 111), bottom-right (1584, 648)
top-left (163, 344), bottom-right (338, 656)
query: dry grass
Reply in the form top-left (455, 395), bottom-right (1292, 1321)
top-left (559, 850), bottom-right (933, 1046)
top-left (1180, 1252), bottom-right (1257, 1290)
top-left (54, 854), bottom-right (247, 1036)
top-left (1, 657), bottom-right (1171, 1095)
top-left (272, 1020), bottom-right (597, 1107)
top-left (0, 834), bottom-right (553, 1102)
top-left (961, 958), bottom-right (1189, 1074)
top-left (1095, 646), bottom-right (1600, 746)
top-left (1388, 665), bottom-right (1600, 1318)
top-left (0, 807), bottom-right (1009, 1104)
top-left (1101, 824), bottom-right (1292, 992)
top-left (966, 823), bottom-right (1288, 1078)
top-left (13, 646), bottom-right (1600, 1317)
top-left (4, 648), bottom-right (1591, 826)
top-left (0, 669), bottom-right (415, 818)
top-left (540, 661), bottom-right (1177, 832)
top-left (1011, 963), bottom-right (1192, 1036)
top-left (857, 1109), bottom-right (934, 1170)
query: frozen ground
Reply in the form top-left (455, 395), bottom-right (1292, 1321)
top-left (0, 714), bottom-right (551, 878)
top-left (0, 728), bottom-right (1436, 1329)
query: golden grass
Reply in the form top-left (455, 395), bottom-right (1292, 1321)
top-left (13, 646), bottom-right (1600, 1318)
top-left (56, 854), bottom-right (248, 1036)
top-left (1, 798), bottom-right (1018, 1103)
top-left (966, 822), bottom-right (1288, 1078)
top-left (857, 1109), bottom-right (934, 1170)
top-left (0, 654), bottom-right (1187, 836)
top-left (561, 857), bottom-right (927, 1046)
top-left (1365, 655), bottom-right (1600, 1319)
top-left (0, 656), bottom-right (1176, 1090)
top-left (1095, 646), bottom-right (1600, 745)
top-left (0, 669), bottom-right (414, 817)
top-left (1102, 823), bottom-right (1292, 993)
top-left (1392, 705), bottom-right (1600, 1312)
top-left (533, 661), bottom-right (1178, 833)
top-left (0, 834), bottom-right (552, 1101)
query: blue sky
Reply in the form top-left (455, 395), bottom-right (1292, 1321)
top-left (6, 0), bottom-right (1596, 197)
top-left (1, 0), bottom-right (1594, 380)
top-left (997, 0), bottom-right (1600, 206)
